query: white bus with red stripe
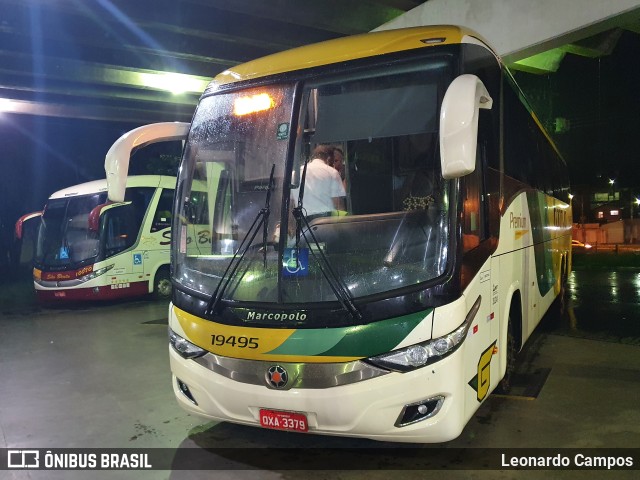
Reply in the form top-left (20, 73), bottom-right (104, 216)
top-left (18, 175), bottom-right (176, 302)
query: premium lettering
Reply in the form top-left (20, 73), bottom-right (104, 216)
top-left (509, 212), bottom-right (527, 229)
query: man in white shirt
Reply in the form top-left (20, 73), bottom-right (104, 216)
top-left (293, 144), bottom-right (346, 218)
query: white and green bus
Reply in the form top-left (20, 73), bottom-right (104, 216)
top-left (107, 25), bottom-right (571, 442)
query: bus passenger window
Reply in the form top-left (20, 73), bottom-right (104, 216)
top-left (151, 189), bottom-right (174, 232)
top-left (393, 133), bottom-right (437, 213)
top-left (104, 205), bottom-right (137, 255)
top-left (462, 164), bottom-right (484, 252)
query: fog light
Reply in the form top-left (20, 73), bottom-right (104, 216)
top-left (395, 396), bottom-right (444, 427)
top-left (177, 378), bottom-right (198, 405)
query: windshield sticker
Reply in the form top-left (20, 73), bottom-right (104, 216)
top-left (283, 247), bottom-right (308, 277)
top-left (180, 226), bottom-right (187, 254)
top-left (59, 246), bottom-right (69, 260)
top-left (276, 123), bottom-right (289, 140)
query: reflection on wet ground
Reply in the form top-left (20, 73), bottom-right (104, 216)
top-left (547, 269), bottom-right (640, 345)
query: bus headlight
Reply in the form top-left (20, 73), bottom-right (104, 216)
top-left (169, 328), bottom-right (207, 359)
top-left (366, 296), bottom-right (481, 372)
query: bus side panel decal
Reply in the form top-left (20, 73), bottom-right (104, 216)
top-left (526, 191), bottom-right (563, 297)
top-left (468, 340), bottom-right (497, 402)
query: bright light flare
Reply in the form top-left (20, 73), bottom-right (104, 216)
top-left (139, 72), bottom-right (208, 94)
top-left (0, 98), bottom-right (18, 113)
top-left (233, 93), bottom-right (274, 116)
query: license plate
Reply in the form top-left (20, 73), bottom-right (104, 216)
top-left (259, 409), bottom-right (308, 432)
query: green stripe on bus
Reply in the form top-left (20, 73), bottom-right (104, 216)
top-left (266, 308), bottom-right (432, 358)
top-left (527, 191), bottom-right (556, 296)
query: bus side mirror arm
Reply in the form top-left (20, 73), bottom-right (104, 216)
top-left (88, 201), bottom-right (133, 233)
top-left (88, 202), bottom-right (112, 232)
top-left (15, 211), bottom-right (43, 240)
top-left (439, 74), bottom-right (493, 179)
top-left (105, 122), bottom-right (190, 202)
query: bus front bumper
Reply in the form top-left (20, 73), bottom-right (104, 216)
top-left (169, 346), bottom-right (470, 443)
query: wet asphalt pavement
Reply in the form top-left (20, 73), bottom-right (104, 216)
top-left (1, 265), bottom-right (639, 479)
top-left (555, 269), bottom-right (640, 345)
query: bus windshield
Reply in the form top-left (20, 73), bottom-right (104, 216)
top-left (173, 57), bottom-right (453, 311)
top-left (35, 187), bottom-right (155, 269)
top-left (36, 193), bottom-right (107, 268)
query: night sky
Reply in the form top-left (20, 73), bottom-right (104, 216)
top-left (516, 30), bottom-right (640, 191)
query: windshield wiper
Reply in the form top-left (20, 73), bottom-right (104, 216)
top-left (292, 161), bottom-right (362, 321)
top-left (261, 164), bottom-right (276, 267)
top-left (206, 164), bottom-right (275, 316)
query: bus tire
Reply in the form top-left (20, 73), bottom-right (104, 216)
top-left (496, 315), bottom-right (517, 394)
top-left (152, 267), bottom-right (172, 300)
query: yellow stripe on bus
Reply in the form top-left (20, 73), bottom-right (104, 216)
top-left (174, 306), bottom-right (360, 363)
top-left (213, 26), bottom-right (475, 87)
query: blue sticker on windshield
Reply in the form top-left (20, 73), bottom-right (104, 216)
top-left (59, 247), bottom-right (69, 260)
top-left (283, 247), bottom-right (308, 277)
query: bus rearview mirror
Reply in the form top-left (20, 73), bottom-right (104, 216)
top-left (439, 74), bottom-right (493, 179)
top-left (105, 122), bottom-right (190, 203)
top-left (88, 203), bottom-right (111, 233)
top-left (88, 201), bottom-right (131, 232)
top-left (14, 211), bottom-right (43, 240)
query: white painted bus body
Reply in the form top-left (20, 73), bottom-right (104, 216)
top-left (32, 175), bottom-right (175, 302)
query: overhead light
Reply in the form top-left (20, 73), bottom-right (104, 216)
top-left (0, 98), bottom-right (18, 113)
top-left (138, 72), bottom-right (209, 94)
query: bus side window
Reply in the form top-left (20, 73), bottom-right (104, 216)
top-left (104, 205), bottom-right (137, 254)
top-left (461, 152), bottom-right (485, 252)
top-left (104, 187), bottom-right (154, 255)
top-left (151, 189), bottom-right (174, 232)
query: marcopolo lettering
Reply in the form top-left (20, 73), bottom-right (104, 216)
top-left (246, 311), bottom-right (307, 321)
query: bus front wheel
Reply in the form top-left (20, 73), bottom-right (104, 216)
top-left (153, 267), bottom-right (172, 300)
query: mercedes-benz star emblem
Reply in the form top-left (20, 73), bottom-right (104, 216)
top-left (266, 365), bottom-right (288, 389)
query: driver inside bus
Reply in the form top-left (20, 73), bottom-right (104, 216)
top-left (293, 144), bottom-right (346, 219)
top-left (274, 145), bottom-right (347, 245)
